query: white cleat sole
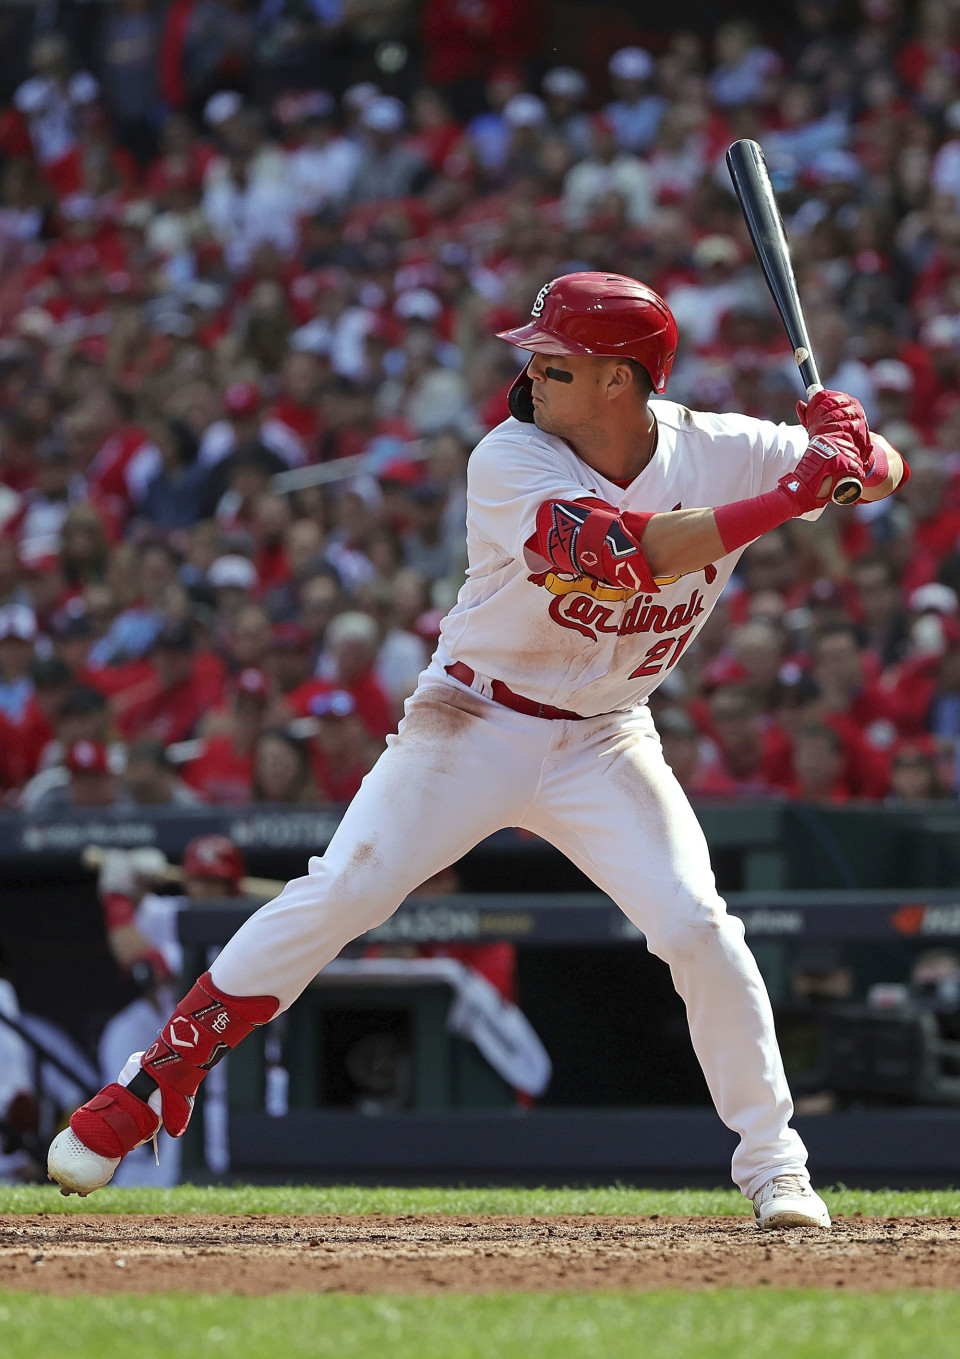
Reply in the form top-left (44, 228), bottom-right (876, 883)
top-left (47, 1128), bottom-right (122, 1197)
top-left (756, 1208), bottom-right (832, 1229)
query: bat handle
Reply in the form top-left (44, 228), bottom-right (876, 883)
top-left (802, 380), bottom-right (863, 505)
top-left (831, 473), bottom-right (863, 506)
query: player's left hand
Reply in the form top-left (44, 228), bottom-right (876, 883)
top-left (796, 390), bottom-right (869, 461)
top-left (780, 432), bottom-right (863, 512)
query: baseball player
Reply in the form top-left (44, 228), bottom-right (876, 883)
top-left (49, 273), bottom-right (906, 1228)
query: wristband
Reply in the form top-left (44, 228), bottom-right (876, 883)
top-left (862, 435), bottom-right (889, 489)
top-left (714, 486), bottom-right (797, 555)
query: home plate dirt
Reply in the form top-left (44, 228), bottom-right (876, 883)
top-left (2, 1215), bottom-right (960, 1294)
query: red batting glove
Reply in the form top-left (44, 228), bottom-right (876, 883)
top-left (779, 433), bottom-right (863, 513)
top-left (715, 433), bottom-right (864, 554)
top-left (796, 389), bottom-right (870, 460)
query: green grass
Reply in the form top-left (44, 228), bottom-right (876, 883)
top-left (1, 1292), bottom-right (958, 1359)
top-left (1, 1183), bottom-right (959, 1217)
top-left (3, 1190), bottom-right (958, 1358)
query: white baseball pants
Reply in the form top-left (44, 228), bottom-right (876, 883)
top-left (211, 677), bottom-right (808, 1198)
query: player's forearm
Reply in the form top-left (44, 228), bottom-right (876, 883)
top-left (640, 508), bottom-right (727, 576)
top-left (644, 466), bottom-right (834, 572)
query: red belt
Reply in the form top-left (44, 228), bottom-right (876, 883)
top-left (445, 662), bottom-right (586, 721)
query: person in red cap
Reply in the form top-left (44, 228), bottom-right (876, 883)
top-left (182, 834), bottom-right (245, 897)
top-left (181, 668), bottom-right (272, 805)
top-left (51, 270), bottom-right (909, 1230)
top-left (198, 380), bottom-right (262, 469)
top-left (31, 737), bottom-right (128, 811)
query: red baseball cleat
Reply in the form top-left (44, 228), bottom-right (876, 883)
top-left (47, 972), bottom-right (278, 1196)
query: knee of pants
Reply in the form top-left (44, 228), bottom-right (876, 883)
top-left (293, 852), bottom-right (406, 935)
top-left (643, 893), bottom-right (745, 965)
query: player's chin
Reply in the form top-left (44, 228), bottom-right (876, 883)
top-left (532, 407), bottom-right (557, 434)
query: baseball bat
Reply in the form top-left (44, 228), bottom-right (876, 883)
top-left (725, 138), bottom-right (862, 506)
top-left (81, 845), bottom-right (284, 899)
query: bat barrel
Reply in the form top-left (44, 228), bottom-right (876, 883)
top-left (727, 139), bottom-right (861, 506)
top-left (726, 139), bottom-right (821, 390)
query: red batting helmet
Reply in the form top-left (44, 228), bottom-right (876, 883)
top-left (183, 835), bottom-right (245, 892)
top-left (497, 272), bottom-right (678, 419)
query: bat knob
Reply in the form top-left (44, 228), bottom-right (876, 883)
top-left (831, 476), bottom-right (863, 506)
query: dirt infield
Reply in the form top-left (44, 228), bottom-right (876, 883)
top-left (2, 1215), bottom-right (960, 1293)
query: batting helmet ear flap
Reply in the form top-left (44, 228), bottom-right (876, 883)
top-left (507, 365), bottom-right (535, 422)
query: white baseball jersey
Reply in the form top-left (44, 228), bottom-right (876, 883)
top-left (433, 401), bottom-right (813, 716)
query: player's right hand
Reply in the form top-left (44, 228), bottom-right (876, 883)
top-left (778, 433), bottom-right (863, 512)
top-left (796, 389), bottom-right (869, 459)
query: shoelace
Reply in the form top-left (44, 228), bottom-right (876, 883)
top-left (758, 1174), bottom-right (809, 1201)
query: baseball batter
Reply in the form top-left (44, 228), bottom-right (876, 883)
top-left (49, 273), bottom-right (906, 1228)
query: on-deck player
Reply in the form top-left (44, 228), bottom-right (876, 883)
top-left (49, 273), bottom-right (907, 1228)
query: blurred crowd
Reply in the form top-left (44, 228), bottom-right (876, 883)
top-left (0, 0), bottom-right (954, 812)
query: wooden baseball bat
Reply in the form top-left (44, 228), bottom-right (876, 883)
top-left (726, 138), bottom-right (863, 506)
top-left (80, 845), bottom-right (284, 899)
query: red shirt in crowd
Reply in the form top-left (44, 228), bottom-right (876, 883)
top-left (87, 424), bottom-right (160, 512)
top-left (114, 653), bottom-right (226, 744)
top-left (181, 734), bottom-right (254, 805)
top-left (0, 700), bottom-right (52, 790)
top-left (288, 673), bottom-right (395, 742)
top-left (308, 744), bottom-right (369, 804)
top-left (816, 713), bottom-right (890, 799)
top-left (421, 0), bottom-right (541, 84)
